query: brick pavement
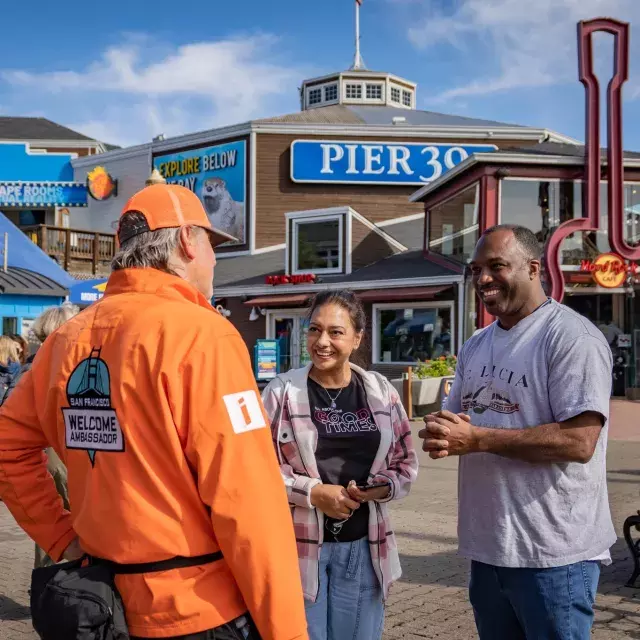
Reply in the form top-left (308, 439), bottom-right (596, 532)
top-left (0, 402), bottom-right (638, 639)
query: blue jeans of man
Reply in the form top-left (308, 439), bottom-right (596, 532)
top-left (304, 537), bottom-right (384, 640)
top-left (469, 560), bottom-right (601, 640)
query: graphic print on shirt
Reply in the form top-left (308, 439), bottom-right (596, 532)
top-left (62, 347), bottom-right (124, 466)
top-left (313, 405), bottom-right (378, 435)
top-left (462, 363), bottom-right (527, 415)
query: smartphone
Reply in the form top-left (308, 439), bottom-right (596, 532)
top-left (355, 481), bottom-right (389, 491)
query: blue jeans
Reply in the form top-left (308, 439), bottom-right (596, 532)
top-left (469, 560), bottom-right (601, 640)
top-left (305, 537), bottom-right (384, 640)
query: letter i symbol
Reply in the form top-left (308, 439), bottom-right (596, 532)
top-left (238, 396), bottom-right (251, 427)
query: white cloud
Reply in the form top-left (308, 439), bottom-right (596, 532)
top-left (403, 0), bottom-right (640, 104)
top-left (1, 33), bottom-right (308, 146)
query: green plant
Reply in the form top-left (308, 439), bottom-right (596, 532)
top-left (415, 355), bottom-right (457, 379)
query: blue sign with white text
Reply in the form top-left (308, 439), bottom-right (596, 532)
top-left (154, 140), bottom-right (247, 246)
top-left (290, 140), bottom-right (497, 186)
top-left (0, 182), bottom-right (87, 207)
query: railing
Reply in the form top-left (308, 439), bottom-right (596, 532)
top-left (22, 225), bottom-right (116, 275)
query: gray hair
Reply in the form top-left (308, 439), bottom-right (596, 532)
top-left (112, 212), bottom-right (181, 273)
top-left (33, 304), bottom-right (80, 343)
top-left (111, 211), bottom-right (206, 273)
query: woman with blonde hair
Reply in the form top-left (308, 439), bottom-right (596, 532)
top-left (3, 303), bottom-right (80, 567)
top-left (0, 336), bottom-right (22, 403)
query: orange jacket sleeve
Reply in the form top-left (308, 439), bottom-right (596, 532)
top-left (0, 365), bottom-right (76, 561)
top-left (182, 326), bottom-right (308, 640)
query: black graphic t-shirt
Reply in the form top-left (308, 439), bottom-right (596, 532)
top-left (308, 372), bottom-right (381, 542)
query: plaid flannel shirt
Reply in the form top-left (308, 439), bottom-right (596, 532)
top-left (262, 363), bottom-right (418, 602)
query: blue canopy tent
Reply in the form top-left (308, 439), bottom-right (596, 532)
top-left (0, 213), bottom-right (76, 335)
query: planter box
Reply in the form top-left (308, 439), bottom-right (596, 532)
top-left (390, 376), bottom-right (455, 417)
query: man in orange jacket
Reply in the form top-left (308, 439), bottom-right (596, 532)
top-left (0, 184), bottom-right (309, 640)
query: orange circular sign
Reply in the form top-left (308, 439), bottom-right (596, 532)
top-left (87, 166), bottom-right (117, 201)
top-left (592, 253), bottom-right (627, 288)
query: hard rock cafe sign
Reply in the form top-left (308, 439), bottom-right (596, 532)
top-left (544, 18), bottom-right (640, 302)
top-left (580, 253), bottom-right (639, 288)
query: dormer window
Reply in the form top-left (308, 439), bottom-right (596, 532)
top-left (292, 216), bottom-right (343, 274)
top-left (308, 88), bottom-right (322, 105)
top-left (390, 87), bottom-right (401, 103)
top-left (324, 84), bottom-right (338, 102)
top-left (345, 83), bottom-right (362, 99)
top-left (402, 90), bottom-right (412, 107)
top-left (366, 83), bottom-right (383, 100)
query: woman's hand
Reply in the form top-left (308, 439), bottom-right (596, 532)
top-left (347, 480), bottom-right (391, 503)
top-left (310, 484), bottom-right (360, 519)
top-left (61, 537), bottom-right (84, 561)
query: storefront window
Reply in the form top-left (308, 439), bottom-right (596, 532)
top-left (293, 217), bottom-right (343, 273)
top-left (428, 183), bottom-right (479, 264)
top-left (500, 180), bottom-right (640, 264)
top-left (374, 304), bottom-right (453, 364)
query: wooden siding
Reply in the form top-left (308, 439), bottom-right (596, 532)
top-left (351, 217), bottom-right (400, 270)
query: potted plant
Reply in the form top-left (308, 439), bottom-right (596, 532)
top-left (391, 355), bottom-right (457, 416)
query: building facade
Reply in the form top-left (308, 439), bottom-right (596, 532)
top-left (71, 64), bottom-right (579, 378)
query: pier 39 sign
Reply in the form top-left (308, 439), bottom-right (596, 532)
top-left (290, 140), bottom-right (497, 186)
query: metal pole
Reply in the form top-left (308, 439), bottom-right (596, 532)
top-left (352, 1), bottom-right (365, 70)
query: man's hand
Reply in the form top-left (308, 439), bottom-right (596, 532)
top-left (310, 484), bottom-right (360, 519)
top-left (346, 480), bottom-right (391, 503)
top-left (61, 537), bottom-right (84, 561)
top-left (419, 410), bottom-right (474, 459)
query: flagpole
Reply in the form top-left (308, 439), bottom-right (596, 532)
top-left (352, 0), bottom-right (365, 70)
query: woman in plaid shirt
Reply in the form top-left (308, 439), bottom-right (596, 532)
top-left (262, 290), bottom-right (418, 640)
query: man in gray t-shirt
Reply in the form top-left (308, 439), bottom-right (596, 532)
top-left (420, 225), bottom-right (615, 640)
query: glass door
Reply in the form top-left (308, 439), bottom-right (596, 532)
top-left (268, 311), bottom-right (310, 372)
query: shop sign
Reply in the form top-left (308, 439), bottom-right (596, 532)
top-left (580, 253), bottom-right (638, 288)
top-left (0, 182), bottom-right (87, 207)
top-left (266, 273), bottom-right (316, 285)
top-left (154, 140), bottom-right (246, 246)
top-left (290, 140), bottom-right (497, 186)
top-left (254, 339), bottom-right (279, 380)
top-left (68, 278), bottom-right (108, 305)
top-left (87, 166), bottom-right (117, 201)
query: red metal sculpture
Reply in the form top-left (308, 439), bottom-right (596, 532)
top-left (544, 18), bottom-right (637, 302)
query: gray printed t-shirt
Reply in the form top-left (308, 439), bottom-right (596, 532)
top-left (445, 299), bottom-right (616, 568)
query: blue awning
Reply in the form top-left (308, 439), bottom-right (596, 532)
top-left (68, 278), bottom-right (108, 305)
top-left (0, 213), bottom-right (76, 288)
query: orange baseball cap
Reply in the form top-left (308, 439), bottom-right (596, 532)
top-left (117, 183), bottom-right (237, 247)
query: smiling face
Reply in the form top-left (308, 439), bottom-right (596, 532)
top-left (470, 229), bottom-right (541, 326)
top-left (307, 303), bottom-right (363, 374)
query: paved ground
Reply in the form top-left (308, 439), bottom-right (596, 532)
top-left (0, 402), bottom-right (638, 639)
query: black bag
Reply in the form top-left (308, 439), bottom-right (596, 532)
top-left (30, 551), bottom-right (223, 640)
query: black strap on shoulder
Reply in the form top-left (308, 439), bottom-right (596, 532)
top-left (90, 551), bottom-right (223, 575)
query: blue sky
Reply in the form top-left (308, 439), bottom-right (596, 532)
top-left (1, 0), bottom-right (639, 149)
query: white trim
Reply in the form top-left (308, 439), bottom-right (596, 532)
top-left (410, 152), bottom-right (640, 202)
top-left (372, 301), bottom-right (456, 365)
top-left (377, 212), bottom-right (425, 227)
top-left (349, 210), bottom-right (408, 251)
top-left (285, 205), bottom-right (352, 220)
top-left (214, 249), bottom-right (252, 259)
top-left (285, 217), bottom-right (291, 275)
top-left (302, 70), bottom-right (417, 90)
top-left (253, 242), bottom-right (286, 255)
top-left (456, 281), bottom-right (465, 354)
top-left (257, 124), bottom-right (579, 145)
top-left (346, 210), bottom-right (353, 275)
top-left (291, 214), bottom-right (344, 275)
top-left (216, 274), bottom-right (463, 298)
top-left (250, 130), bottom-right (257, 253)
top-left (10, 139), bottom-right (101, 151)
